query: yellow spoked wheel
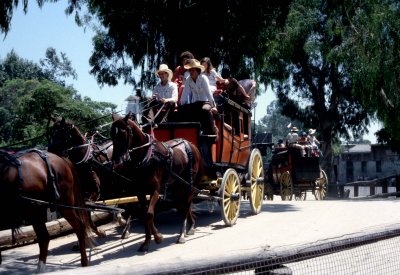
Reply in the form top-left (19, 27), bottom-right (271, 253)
top-left (220, 168), bottom-right (241, 226)
top-left (295, 191), bottom-right (307, 201)
top-left (248, 149), bottom-right (264, 214)
top-left (314, 169), bottom-right (328, 200)
top-left (280, 171), bottom-right (293, 201)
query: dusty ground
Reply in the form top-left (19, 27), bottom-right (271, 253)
top-left (1, 195), bottom-right (400, 274)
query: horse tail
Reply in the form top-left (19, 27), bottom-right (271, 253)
top-left (189, 142), bottom-right (204, 188)
top-left (63, 158), bottom-right (95, 248)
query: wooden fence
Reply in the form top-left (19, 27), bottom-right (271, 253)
top-left (337, 175), bottom-right (400, 198)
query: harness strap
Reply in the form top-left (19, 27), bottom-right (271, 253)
top-left (30, 149), bottom-right (60, 202)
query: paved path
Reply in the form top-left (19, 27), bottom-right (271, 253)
top-left (1, 195), bottom-right (400, 274)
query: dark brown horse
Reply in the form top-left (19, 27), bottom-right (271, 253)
top-left (110, 113), bottom-right (203, 252)
top-left (48, 118), bottom-right (128, 235)
top-left (0, 149), bottom-right (92, 273)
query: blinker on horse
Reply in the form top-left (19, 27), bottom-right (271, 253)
top-left (0, 149), bottom-right (92, 273)
top-left (110, 113), bottom-right (204, 252)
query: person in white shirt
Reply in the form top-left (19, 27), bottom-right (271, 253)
top-left (286, 127), bottom-right (306, 157)
top-left (200, 57), bottom-right (228, 93)
top-left (179, 58), bottom-right (218, 136)
top-left (143, 64), bottom-right (178, 124)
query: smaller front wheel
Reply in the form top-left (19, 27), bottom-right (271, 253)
top-left (220, 169), bottom-right (241, 226)
top-left (280, 171), bottom-right (293, 201)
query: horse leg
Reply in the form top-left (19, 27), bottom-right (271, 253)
top-left (62, 209), bottom-right (89, 267)
top-left (176, 199), bottom-right (193, 244)
top-left (186, 203), bottom-right (196, 236)
top-left (88, 212), bottom-right (106, 238)
top-left (137, 194), bottom-right (152, 253)
top-left (116, 212), bottom-right (127, 227)
top-left (147, 191), bottom-right (163, 245)
top-left (32, 220), bottom-right (50, 274)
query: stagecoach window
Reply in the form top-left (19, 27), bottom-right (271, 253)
top-left (243, 113), bottom-right (249, 136)
top-left (232, 110), bottom-right (240, 136)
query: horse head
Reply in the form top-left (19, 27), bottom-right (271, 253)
top-left (110, 112), bottom-right (148, 169)
top-left (48, 118), bottom-right (86, 158)
top-left (110, 113), bottom-right (132, 168)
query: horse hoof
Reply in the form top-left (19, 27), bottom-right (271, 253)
top-left (187, 228), bottom-right (195, 235)
top-left (97, 230), bottom-right (107, 238)
top-left (154, 233), bottom-right (164, 244)
top-left (177, 237), bottom-right (186, 244)
top-left (138, 245), bottom-right (149, 253)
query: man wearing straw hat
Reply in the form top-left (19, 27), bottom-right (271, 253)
top-left (143, 64), bottom-right (178, 124)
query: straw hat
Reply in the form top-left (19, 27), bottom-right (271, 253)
top-left (155, 64), bottom-right (173, 80)
top-left (308, 128), bottom-right (316, 135)
top-left (184, 59), bottom-right (205, 72)
top-left (291, 126), bottom-right (299, 132)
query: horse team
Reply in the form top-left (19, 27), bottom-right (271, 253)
top-left (0, 113), bottom-right (203, 273)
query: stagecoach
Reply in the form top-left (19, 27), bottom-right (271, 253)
top-left (154, 97), bottom-right (266, 226)
top-left (265, 146), bottom-right (328, 201)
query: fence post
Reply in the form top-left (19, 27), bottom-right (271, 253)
top-left (382, 181), bottom-right (388, 194)
top-left (370, 184), bottom-right (375, 196)
top-left (354, 185), bottom-right (359, 197)
top-left (397, 176), bottom-right (400, 198)
top-left (339, 184), bottom-right (344, 199)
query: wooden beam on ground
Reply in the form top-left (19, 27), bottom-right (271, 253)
top-left (0, 212), bottom-right (110, 248)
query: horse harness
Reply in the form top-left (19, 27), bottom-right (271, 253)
top-left (126, 131), bottom-right (195, 190)
top-left (0, 149), bottom-right (60, 205)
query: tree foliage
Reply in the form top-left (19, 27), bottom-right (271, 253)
top-left (66, 0), bottom-right (291, 89)
top-left (337, 0), bottom-right (400, 149)
top-left (0, 50), bottom-right (116, 148)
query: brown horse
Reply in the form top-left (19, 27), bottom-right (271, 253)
top-left (48, 118), bottom-right (128, 235)
top-left (110, 113), bottom-right (203, 252)
top-left (0, 149), bottom-right (92, 273)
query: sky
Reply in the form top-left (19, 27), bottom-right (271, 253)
top-left (0, 0), bottom-right (378, 143)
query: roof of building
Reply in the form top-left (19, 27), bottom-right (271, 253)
top-left (342, 144), bottom-right (371, 153)
top-left (125, 95), bottom-right (140, 101)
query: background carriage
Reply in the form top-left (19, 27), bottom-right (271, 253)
top-left (265, 147), bottom-right (328, 201)
top-left (154, 97), bottom-right (266, 226)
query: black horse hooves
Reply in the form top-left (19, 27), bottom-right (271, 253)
top-left (138, 245), bottom-right (149, 253)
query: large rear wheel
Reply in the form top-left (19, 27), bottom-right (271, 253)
top-left (220, 168), bottom-right (241, 226)
top-left (248, 149), bottom-right (264, 214)
top-left (280, 171), bottom-right (293, 201)
top-left (314, 169), bottom-right (328, 200)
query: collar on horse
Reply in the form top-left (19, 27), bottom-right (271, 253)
top-left (69, 134), bottom-right (95, 165)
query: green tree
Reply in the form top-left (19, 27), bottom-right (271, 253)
top-left (40, 47), bottom-right (78, 85)
top-left (257, 100), bottom-right (304, 143)
top-left (261, 0), bottom-right (372, 179)
top-left (0, 50), bottom-right (117, 148)
top-left (337, 0), bottom-right (400, 150)
top-left (0, 50), bottom-right (44, 86)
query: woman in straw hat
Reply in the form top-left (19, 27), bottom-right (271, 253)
top-left (179, 59), bottom-right (218, 134)
top-left (179, 58), bottom-right (219, 170)
top-left (143, 64), bottom-right (178, 124)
